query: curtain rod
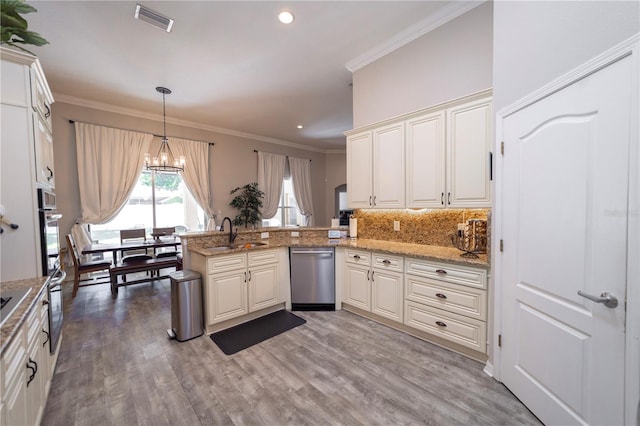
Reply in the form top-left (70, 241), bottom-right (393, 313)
top-left (253, 149), bottom-right (311, 162)
top-left (68, 119), bottom-right (215, 146)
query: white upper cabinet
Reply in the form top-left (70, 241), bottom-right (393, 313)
top-left (406, 111), bottom-right (446, 208)
top-left (346, 122), bottom-right (404, 209)
top-left (446, 97), bottom-right (492, 208)
top-left (372, 122), bottom-right (405, 208)
top-left (347, 91), bottom-right (492, 210)
top-left (346, 131), bottom-right (373, 208)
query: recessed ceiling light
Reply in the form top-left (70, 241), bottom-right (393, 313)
top-left (297, 125), bottom-right (303, 129)
top-left (278, 10), bottom-right (295, 24)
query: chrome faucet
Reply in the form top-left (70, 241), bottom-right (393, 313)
top-left (220, 217), bottom-right (238, 245)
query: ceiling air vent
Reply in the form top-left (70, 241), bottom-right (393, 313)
top-left (135, 4), bottom-right (174, 32)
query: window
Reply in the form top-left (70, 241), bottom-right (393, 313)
top-left (90, 170), bottom-right (206, 243)
top-left (262, 178), bottom-right (305, 227)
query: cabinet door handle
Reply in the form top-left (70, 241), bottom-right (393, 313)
top-left (368, 196), bottom-right (372, 206)
top-left (244, 271), bottom-right (247, 282)
top-left (367, 270), bottom-right (370, 281)
top-left (371, 271), bottom-right (375, 282)
top-left (42, 299), bottom-right (49, 306)
top-left (27, 358), bottom-right (38, 386)
top-left (435, 321), bottom-right (447, 327)
top-left (44, 104), bottom-right (51, 118)
top-left (447, 192), bottom-right (451, 205)
top-left (441, 193), bottom-right (444, 205)
top-left (42, 329), bottom-right (50, 347)
top-left (248, 271), bottom-right (252, 282)
top-left (46, 166), bottom-right (54, 180)
top-left (435, 293), bottom-right (447, 300)
top-left (435, 269), bottom-right (447, 274)
top-left (372, 195), bottom-right (376, 206)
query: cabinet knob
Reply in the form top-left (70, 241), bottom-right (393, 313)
top-left (435, 321), bottom-right (447, 327)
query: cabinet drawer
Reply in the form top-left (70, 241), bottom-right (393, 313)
top-left (405, 258), bottom-right (487, 289)
top-left (207, 253), bottom-right (246, 274)
top-left (1, 327), bottom-right (26, 394)
top-left (248, 249), bottom-right (278, 267)
top-left (345, 249), bottom-right (370, 266)
top-left (405, 275), bottom-right (486, 321)
top-left (372, 253), bottom-right (403, 272)
top-left (405, 301), bottom-right (486, 353)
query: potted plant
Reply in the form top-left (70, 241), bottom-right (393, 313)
top-left (229, 182), bottom-right (264, 228)
top-left (1, 0), bottom-right (49, 55)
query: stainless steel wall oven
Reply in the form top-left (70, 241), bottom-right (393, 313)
top-left (37, 188), bottom-right (65, 353)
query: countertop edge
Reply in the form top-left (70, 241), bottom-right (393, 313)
top-left (0, 276), bottom-right (49, 355)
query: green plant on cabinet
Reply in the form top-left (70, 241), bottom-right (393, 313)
top-left (229, 182), bottom-right (264, 228)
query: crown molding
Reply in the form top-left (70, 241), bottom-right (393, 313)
top-left (54, 93), bottom-right (332, 154)
top-left (345, 1), bottom-right (485, 73)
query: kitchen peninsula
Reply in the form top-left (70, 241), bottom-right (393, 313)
top-left (182, 212), bottom-right (490, 362)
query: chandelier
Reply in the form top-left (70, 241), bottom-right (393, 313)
top-left (145, 86), bottom-right (185, 173)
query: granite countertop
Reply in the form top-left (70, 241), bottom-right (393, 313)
top-left (0, 277), bottom-right (49, 355)
top-left (188, 237), bottom-right (489, 269)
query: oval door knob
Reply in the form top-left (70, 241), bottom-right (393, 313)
top-left (577, 290), bottom-right (618, 308)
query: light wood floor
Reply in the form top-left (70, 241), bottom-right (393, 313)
top-left (42, 277), bottom-right (541, 426)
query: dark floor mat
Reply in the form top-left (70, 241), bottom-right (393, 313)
top-left (210, 310), bottom-right (306, 355)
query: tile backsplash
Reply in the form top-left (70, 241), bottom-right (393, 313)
top-left (354, 208), bottom-right (490, 248)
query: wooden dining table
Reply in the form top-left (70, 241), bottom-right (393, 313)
top-left (81, 236), bottom-right (181, 265)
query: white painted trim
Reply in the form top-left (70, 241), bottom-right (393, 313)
top-left (344, 88), bottom-right (492, 136)
top-left (345, 1), bottom-right (485, 72)
top-left (493, 33), bottom-right (640, 425)
top-left (54, 93), bottom-right (334, 154)
top-left (500, 33), bottom-right (640, 118)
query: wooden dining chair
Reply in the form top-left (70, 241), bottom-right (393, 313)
top-left (119, 228), bottom-right (153, 282)
top-left (152, 226), bottom-right (179, 258)
top-left (66, 234), bottom-right (112, 298)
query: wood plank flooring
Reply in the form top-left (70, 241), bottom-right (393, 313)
top-left (42, 277), bottom-right (541, 426)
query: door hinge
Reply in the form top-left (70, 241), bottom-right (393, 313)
top-left (501, 141), bottom-right (504, 155)
top-left (498, 334), bottom-right (502, 348)
top-left (500, 239), bottom-right (504, 252)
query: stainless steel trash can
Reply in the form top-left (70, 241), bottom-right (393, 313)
top-left (169, 270), bottom-right (203, 341)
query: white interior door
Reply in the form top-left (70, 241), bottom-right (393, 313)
top-left (500, 54), bottom-right (633, 425)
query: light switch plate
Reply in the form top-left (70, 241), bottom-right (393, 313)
top-left (394, 221), bottom-right (400, 231)
top-left (261, 232), bottom-right (269, 239)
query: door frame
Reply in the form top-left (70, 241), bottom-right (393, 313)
top-left (490, 33), bottom-right (639, 425)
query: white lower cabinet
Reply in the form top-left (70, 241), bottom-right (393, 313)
top-left (343, 250), bottom-right (404, 323)
top-left (404, 258), bottom-right (488, 354)
top-left (203, 249), bottom-right (281, 328)
top-left (1, 289), bottom-right (55, 426)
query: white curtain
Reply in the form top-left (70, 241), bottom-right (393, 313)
top-left (167, 137), bottom-right (216, 229)
top-left (257, 151), bottom-right (286, 219)
top-left (288, 156), bottom-right (315, 226)
top-left (75, 122), bottom-right (152, 224)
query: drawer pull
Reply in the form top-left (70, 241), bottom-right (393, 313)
top-left (435, 293), bottom-right (447, 300)
top-left (435, 321), bottom-right (447, 327)
top-left (435, 269), bottom-right (447, 274)
top-left (353, 254), bottom-right (361, 260)
top-left (382, 259), bottom-right (391, 265)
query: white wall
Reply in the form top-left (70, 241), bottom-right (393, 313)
top-left (493, 0), bottom-right (640, 112)
top-left (352, 2), bottom-right (493, 128)
top-left (324, 152), bottom-right (347, 222)
top-left (51, 102), bottom-right (335, 239)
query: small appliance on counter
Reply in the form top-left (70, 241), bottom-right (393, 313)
top-left (451, 218), bottom-right (487, 258)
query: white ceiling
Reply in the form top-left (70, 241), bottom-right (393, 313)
top-left (27, 1), bottom-right (481, 152)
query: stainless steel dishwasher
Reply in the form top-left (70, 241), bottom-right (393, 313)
top-left (289, 247), bottom-right (335, 310)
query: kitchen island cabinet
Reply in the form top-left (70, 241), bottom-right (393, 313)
top-left (190, 247), bottom-right (288, 334)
